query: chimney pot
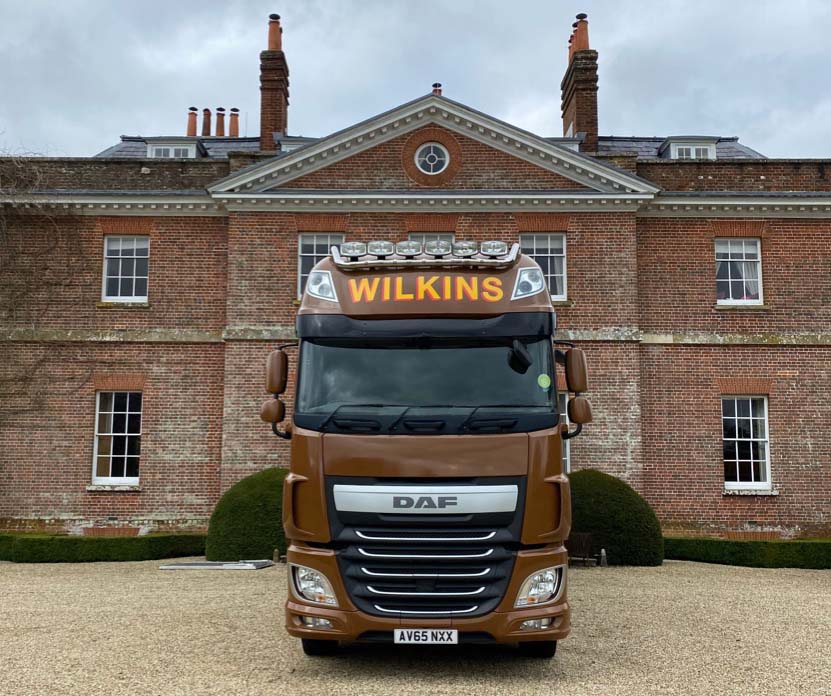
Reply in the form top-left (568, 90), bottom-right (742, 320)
top-left (576, 12), bottom-right (588, 20)
top-left (268, 13), bottom-right (283, 51)
top-left (201, 108), bottom-right (212, 137)
top-left (229, 108), bottom-right (240, 137)
top-left (431, 82), bottom-right (442, 95)
top-left (186, 107), bottom-right (198, 137)
top-left (216, 107), bottom-right (226, 137)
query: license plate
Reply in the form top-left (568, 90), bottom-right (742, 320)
top-left (394, 628), bottom-right (458, 645)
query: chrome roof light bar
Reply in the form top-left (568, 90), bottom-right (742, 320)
top-left (331, 242), bottom-right (520, 270)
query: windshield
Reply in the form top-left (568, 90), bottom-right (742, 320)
top-left (296, 338), bottom-right (554, 413)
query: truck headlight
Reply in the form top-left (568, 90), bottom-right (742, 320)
top-left (306, 270), bottom-right (338, 302)
top-left (511, 267), bottom-right (546, 300)
top-left (514, 566), bottom-right (565, 607)
top-left (291, 564), bottom-right (339, 606)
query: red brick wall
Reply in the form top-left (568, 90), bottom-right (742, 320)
top-left (637, 217), bottom-right (831, 333)
top-left (2, 215), bottom-right (228, 331)
top-left (280, 126), bottom-right (585, 190)
top-left (0, 343), bottom-right (224, 533)
top-left (640, 344), bottom-right (830, 537)
top-left (637, 160), bottom-right (831, 192)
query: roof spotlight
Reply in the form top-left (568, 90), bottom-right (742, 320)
top-left (340, 241), bottom-right (367, 260)
top-left (367, 240), bottom-right (395, 258)
top-left (452, 240), bottom-right (478, 257)
top-left (480, 241), bottom-right (508, 257)
top-left (425, 240), bottom-right (452, 257)
top-left (395, 240), bottom-right (422, 257)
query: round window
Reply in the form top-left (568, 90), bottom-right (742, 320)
top-left (414, 142), bottom-right (450, 175)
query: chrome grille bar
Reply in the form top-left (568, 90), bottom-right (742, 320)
top-left (367, 586), bottom-right (486, 597)
top-left (358, 548), bottom-right (494, 559)
top-left (373, 605), bottom-right (480, 615)
top-left (360, 567), bottom-right (491, 578)
top-left (356, 530), bottom-right (496, 542)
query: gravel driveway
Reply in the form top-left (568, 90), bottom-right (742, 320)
top-left (1, 558), bottom-right (828, 696)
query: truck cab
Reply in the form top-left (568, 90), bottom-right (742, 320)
top-left (261, 239), bottom-right (592, 658)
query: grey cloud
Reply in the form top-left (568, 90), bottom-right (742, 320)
top-left (1, 0), bottom-right (829, 157)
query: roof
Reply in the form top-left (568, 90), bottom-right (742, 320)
top-left (95, 135), bottom-right (317, 159)
top-left (594, 136), bottom-right (765, 159)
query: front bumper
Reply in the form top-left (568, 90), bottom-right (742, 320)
top-left (284, 543), bottom-right (570, 644)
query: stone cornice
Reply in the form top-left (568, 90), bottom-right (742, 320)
top-left (0, 194), bottom-right (224, 216)
top-left (5, 326), bottom-right (831, 347)
top-left (641, 194), bottom-right (831, 218)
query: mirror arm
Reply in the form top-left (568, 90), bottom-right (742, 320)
top-left (562, 422), bottom-right (583, 441)
top-left (271, 422), bottom-right (292, 440)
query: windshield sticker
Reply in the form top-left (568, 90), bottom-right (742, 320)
top-left (537, 374), bottom-right (552, 391)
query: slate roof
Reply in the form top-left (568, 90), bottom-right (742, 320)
top-left (593, 136), bottom-right (765, 159)
top-left (95, 136), bottom-right (316, 159)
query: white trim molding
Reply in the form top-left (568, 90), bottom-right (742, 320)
top-left (641, 194), bottom-right (831, 218)
top-left (208, 94), bottom-right (659, 196)
top-left (0, 194), bottom-right (224, 216)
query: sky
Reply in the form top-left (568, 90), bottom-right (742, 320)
top-left (1, 0), bottom-right (830, 158)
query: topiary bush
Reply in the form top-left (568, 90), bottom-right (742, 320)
top-left (0, 533), bottom-right (205, 563)
top-left (569, 469), bottom-right (664, 566)
top-left (205, 467), bottom-right (288, 562)
top-left (665, 537), bottom-right (831, 569)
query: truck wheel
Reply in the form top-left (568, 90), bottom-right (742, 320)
top-left (517, 640), bottom-right (557, 658)
top-left (301, 638), bottom-right (339, 656)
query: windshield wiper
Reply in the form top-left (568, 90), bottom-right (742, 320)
top-left (319, 404), bottom-right (387, 431)
top-left (458, 405), bottom-right (542, 433)
top-left (388, 405), bottom-right (456, 432)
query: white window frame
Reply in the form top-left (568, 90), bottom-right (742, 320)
top-left (101, 235), bottom-right (150, 303)
top-left (146, 143), bottom-right (196, 158)
top-left (407, 232), bottom-right (455, 245)
top-left (297, 233), bottom-right (344, 298)
top-left (414, 142), bottom-right (450, 175)
top-left (671, 142), bottom-right (716, 160)
top-left (92, 391), bottom-right (142, 486)
top-left (715, 238), bottom-right (763, 306)
top-left (721, 395), bottom-right (771, 491)
top-left (558, 392), bottom-right (571, 473)
top-left (519, 233), bottom-right (567, 301)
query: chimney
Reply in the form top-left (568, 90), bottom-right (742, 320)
top-left (202, 108), bottom-right (212, 137)
top-left (432, 82), bottom-right (442, 96)
top-left (229, 108), bottom-right (240, 137)
top-left (216, 107), bottom-right (226, 136)
top-left (186, 106), bottom-right (198, 137)
top-left (260, 13), bottom-right (290, 151)
top-left (560, 13), bottom-right (598, 152)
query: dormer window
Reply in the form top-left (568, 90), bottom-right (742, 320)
top-left (146, 142), bottom-right (197, 158)
top-left (660, 137), bottom-right (718, 161)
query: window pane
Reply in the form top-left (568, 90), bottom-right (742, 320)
top-left (125, 458), bottom-right (140, 478)
top-left (113, 414), bottom-right (127, 434)
top-left (99, 392), bottom-right (113, 411)
top-left (96, 456), bottom-right (111, 478)
top-left (114, 393), bottom-right (128, 411)
top-left (129, 393), bottom-right (142, 411)
top-left (722, 418), bottom-right (736, 439)
top-left (121, 258), bottom-right (135, 276)
top-left (737, 418), bottom-right (752, 439)
top-left (300, 256), bottom-right (315, 275)
top-left (120, 238), bottom-right (135, 256)
top-left (135, 258), bottom-right (148, 276)
top-left (97, 413), bottom-right (112, 434)
top-left (300, 236), bottom-right (315, 254)
top-left (723, 440), bottom-right (736, 461)
top-left (127, 436), bottom-right (141, 456)
top-left (106, 258), bottom-right (120, 276)
top-left (722, 399), bottom-right (735, 417)
top-left (715, 261), bottom-right (729, 280)
top-left (112, 436), bottom-right (126, 455)
top-left (737, 440), bottom-right (751, 460)
top-left (752, 460), bottom-right (766, 483)
top-left (738, 460), bottom-right (752, 482)
top-left (134, 278), bottom-right (148, 297)
top-left (120, 278), bottom-right (134, 296)
top-left (751, 398), bottom-right (764, 417)
top-left (97, 435), bottom-right (112, 455)
top-left (752, 418), bottom-right (766, 439)
top-left (724, 461), bottom-right (738, 482)
top-left (110, 457), bottom-right (125, 477)
top-left (127, 414), bottom-right (141, 434)
top-left (106, 237), bottom-right (120, 255)
top-left (106, 278), bottom-right (119, 297)
top-left (736, 399), bottom-right (750, 417)
top-left (134, 238), bottom-right (149, 256)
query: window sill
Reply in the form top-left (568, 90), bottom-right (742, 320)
top-left (723, 488), bottom-right (778, 497)
top-left (86, 484), bottom-right (142, 492)
top-left (551, 298), bottom-right (574, 307)
top-left (715, 303), bottom-right (767, 311)
top-left (292, 298), bottom-right (302, 307)
top-left (97, 301), bottom-right (150, 309)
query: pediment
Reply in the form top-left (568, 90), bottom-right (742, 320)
top-left (209, 94), bottom-right (659, 197)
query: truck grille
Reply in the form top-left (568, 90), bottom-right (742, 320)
top-left (337, 528), bottom-right (516, 617)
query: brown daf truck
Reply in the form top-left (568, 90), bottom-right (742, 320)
top-left (260, 239), bottom-right (592, 658)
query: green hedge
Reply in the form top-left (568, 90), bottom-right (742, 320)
top-left (665, 537), bottom-right (831, 569)
top-left (205, 467), bottom-right (288, 562)
top-left (569, 469), bottom-right (664, 566)
top-left (0, 533), bottom-right (206, 563)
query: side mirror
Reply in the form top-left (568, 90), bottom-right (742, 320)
top-left (565, 348), bottom-right (588, 393)
top-left (260, 398), bottom-right (285, 424)
top-left (266, 350), bottom-right (288, 395)
top-left (568, 396), bottom-right (593, 425)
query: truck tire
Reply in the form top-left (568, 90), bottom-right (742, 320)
top-left (517, 640), bottom-right (557, 658)
top-left (301, 638), bottom-right (339, 656)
